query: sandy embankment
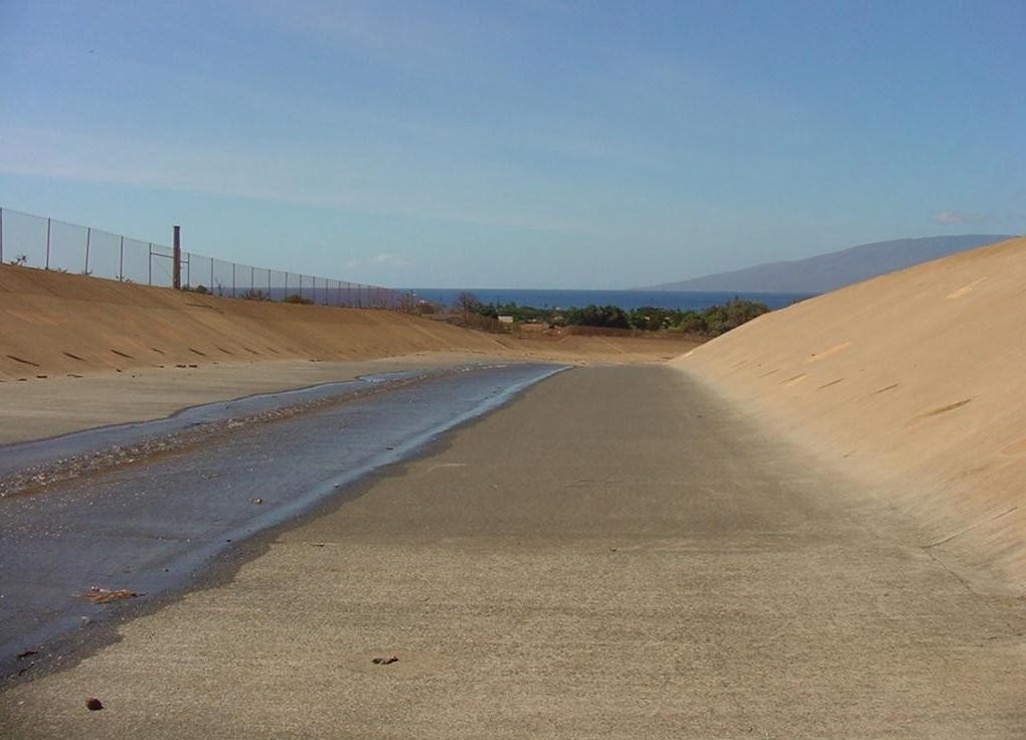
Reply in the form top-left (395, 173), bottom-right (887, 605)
top-left (0, 265), bottom-right (699, 443)
top-left (672, 236), bottom-right (1026, 594)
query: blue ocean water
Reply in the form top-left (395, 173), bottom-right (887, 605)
top-left (403, 289), bottom-right (815, 312)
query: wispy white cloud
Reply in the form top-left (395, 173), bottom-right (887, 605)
top-left (932, 210), bottom-right (988, 224)
top-left (0, 126), bottom-right (628, 239)
top-left (345, 253), bottom-right (413, 270)
top-left (240, 0), bottom-right (520, 74)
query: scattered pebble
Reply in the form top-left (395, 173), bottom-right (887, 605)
top-left (86, 697), bottom-right (104, 711)
top-left (371, 655), bottom-right (399, 665)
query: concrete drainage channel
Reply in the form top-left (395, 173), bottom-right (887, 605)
top-left (0, 362), bottom-right (569, 682)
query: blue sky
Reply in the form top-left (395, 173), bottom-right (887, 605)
top-left (1, 1), bottom-right (1023, 289)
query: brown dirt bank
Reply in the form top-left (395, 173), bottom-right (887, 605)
top-left (0, 265), bottom-right (698, 380)
top-left (672, 236), bottom-right (1026, 595)
top-left (0, 264), bottom-right (509, 379)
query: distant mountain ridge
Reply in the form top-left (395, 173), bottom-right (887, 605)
top-left (646, 235), bottom-right (1016, 294)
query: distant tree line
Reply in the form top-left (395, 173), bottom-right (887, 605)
top-left (453, 292), bottom-right (770, 337)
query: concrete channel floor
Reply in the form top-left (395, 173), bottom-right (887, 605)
top-left (2, 365), bottom-right (1025, 738)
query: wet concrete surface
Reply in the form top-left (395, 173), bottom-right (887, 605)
top-left (0, 367), bottom-right (461, 480)
top-left (0, 362), bottom-right (566, 680)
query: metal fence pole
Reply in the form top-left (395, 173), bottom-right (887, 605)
top-left (0, 207), bottom-right (4, 264)
top-left (119, 236), bottom-right (124, 280)
top-left (172, 226), bottom-right (181, 290)
top-left (148, 243), bottom-right (153, 285)
top-left (250, 265), bottom-right (255, 293)
top-left (45, 218), bottom-right (52, 269)
top-left (232, 262), bottom-right (237, 298)
top-left (84, 227), bottom-right (91, 275)
top-left (210, 259), bottom-right (214, 292)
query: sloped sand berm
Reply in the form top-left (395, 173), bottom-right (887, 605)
top-left (672, 236), bottom-right (1026, 595)
top-left (0, 265), bottom-right (512, 379)
top-left (0, 265), bottom-right (691, 381)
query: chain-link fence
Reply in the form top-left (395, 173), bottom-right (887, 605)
top-left (0, 207), bottom-right (403, 309)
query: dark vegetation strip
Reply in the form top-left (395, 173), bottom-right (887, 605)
top-left (444, 293), bottom-right (772, 337)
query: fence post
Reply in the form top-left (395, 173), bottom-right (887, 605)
top-left (0, 207), bottom-right (4, 264)
top-left (45, 218), bottom-right (52, 269)
top-left (250, 265), bottom-right (255, 293)
top-left (84, 227), bottom-right (91, 275)
top-left (210, 259), bottom-right (214, 292)
top-left (232, 262), bottom-right (237, 298)
top-left (119, 236), bottom-right (124, 280)
top-left (172, 226), bottom-right (181, 289)
top-left (148, 243), bottom-right (153, 285)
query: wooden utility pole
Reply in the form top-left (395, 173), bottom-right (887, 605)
top-left (173, 225), bottom-right (182, 289)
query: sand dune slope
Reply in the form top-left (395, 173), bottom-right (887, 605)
top-left (672, 236), bottom-right (1026, 594)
